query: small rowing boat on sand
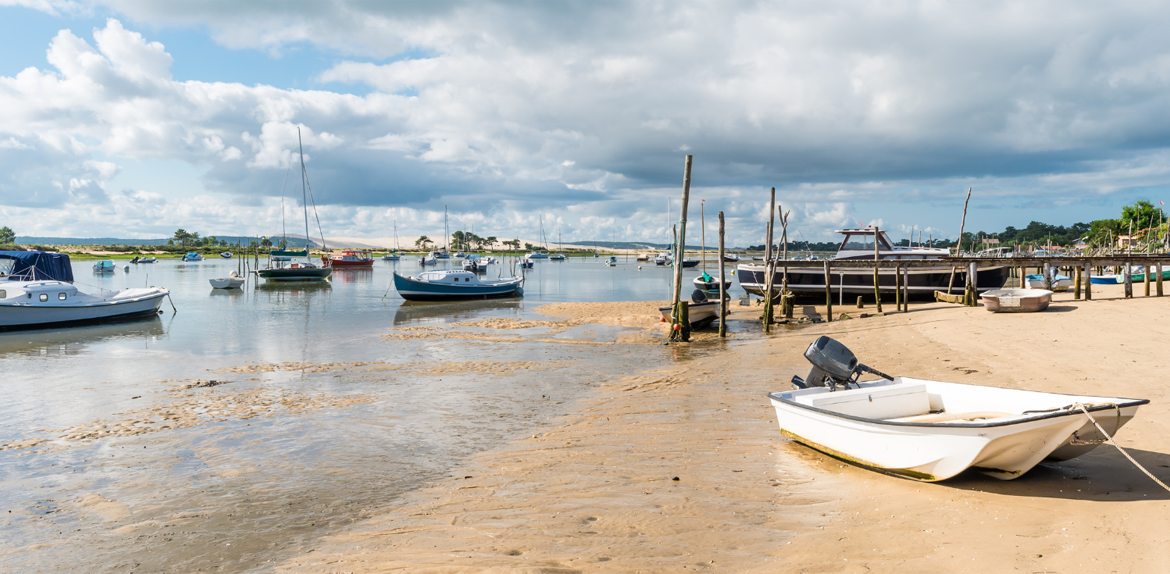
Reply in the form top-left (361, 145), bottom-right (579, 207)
top-left (769, 336), bottom-right (1147, 481)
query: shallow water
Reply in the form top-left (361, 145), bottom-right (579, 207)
top-left (0, 255), bottom-right (742, 573)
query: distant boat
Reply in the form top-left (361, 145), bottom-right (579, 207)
top-left (527, 252), bottom-right (549, 259)
top-left (550, 253), bottom-right (566, 261)
top-left (383, 220), bottom-right (401, 260)
top-left (382, 253), bottom-right (400, 261)
top-left (1024, 274), bottom-right (1072, 292)
top-left (209, 272), bottom-right (245, 289)
top-left (139, 257), bottom-right (156, 264)
top-left (93, 260), bottom-right (115, 273)
top-left (219, 252), bottom-right (233, 259)
top-left (1089, 274), bottom-right (1120, 285)
top-left (680, 259), bottom-right (700, 268)
top-left (636, 254), bottom-right (650, 262)
top-left (723, 253), bottom-right (740, 262)
top-left (181, 253), bottom-right (203, 262)
top-left (1, 251), bottom-right (169, 329)
top-left (604, 256), bottom-right (617, 266)
top-left (323, 249), bottom-right (374, 268)
top-left (463, 254), bottom-right (493, 272)
top-left (419, 254), bottom-right (437, 266)
top-left (654, 253), bottom-right (671, 266)
top-left (392, 270), bottom-right (524, 301)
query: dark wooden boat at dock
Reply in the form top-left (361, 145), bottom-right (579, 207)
top-left (736, 228), bottom-right (1010, 298)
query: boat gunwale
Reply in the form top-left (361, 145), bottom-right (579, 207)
top-left (766, 386), bottom-right (1149, 429)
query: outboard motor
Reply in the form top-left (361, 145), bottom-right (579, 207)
top-left (691, 289), bottom-right (708, 304)
top-left (791, 336), bottom-right (893, 391)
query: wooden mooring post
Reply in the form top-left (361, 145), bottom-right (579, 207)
top-left (873, 226), bottom-right (883, 313)
top-left (669, 155), bottom-right (692, 343)
top-left (762, 188), bottom-right (777, 333)
top-left (824, 261), bottom-right (832, 322)
top-left (1124, 262), bottom-right (1133, 299)
top-left (966, 262), bottom-right (978, 306)
top-left (718, 211), bottom-right (727, 338)
top-left (902, 265), bottom-right (910, 312)
top-left (894, 263), bottom-right (902, 311)
top-left (1084, 261), bottom-right (1092, 301)
top-left (1074, 266), bottom-right (1082, 300)
top-left (1158, 262), bottom-right (1164, 297)
top-left (1145, 265), bottom-right (1151, 297)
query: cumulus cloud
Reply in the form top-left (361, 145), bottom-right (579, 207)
top-left (6, 3), bottom-right (1170, 244)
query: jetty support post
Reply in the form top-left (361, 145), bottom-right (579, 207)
top-left (1084, 261), bottom-right (1092, 301)
top-left (1074, 265), bottom-right (1082, 300)
top-left (718, 211), bottom-right (727, 338)
top-left (1158, 262), bottom-right (1164, 297)
top-left (824, 261), bottom-right (832, 322)
top-left (1124, 262), bottom-right (1133, 299)
top-left (966, 262), bottom-right (978, 306)
top-left (670, 155), bottom-right (692, 343)
top-left (903, 265), bottom-right (910, 312)
top-left (873, 226), bottom-right (883, 313)
top-left (894, 263), bottom-right (902, 311)
top-left (1018, 265), bottom-right (1025, 289)
top-left (1042, 261), bottom-right (1052, 291)
top-left (1145, 264), bottom-right (1151, 297)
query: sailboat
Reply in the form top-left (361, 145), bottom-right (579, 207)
top-left (258, 128), bottom-right (332, 282)
top-left (527, 216), bottom-right (550, 259)
top-left (383, 220), bottom-right (401, 261)
top-left (693, 200), bottom-right (731, 293)
top-left (435, 207), bottom-right (451, 258)
top-left (550, 228), bottom-right (566, 260)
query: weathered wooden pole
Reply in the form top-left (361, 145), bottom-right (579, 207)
top-left (902, 265), bottom-right (910, 311)
top-left (718, 211), bottom-right (727, 338)
top-left (1124, 261), bottom-right (1133, 299)
top-left (1144, 264), bottom-right (1151, 296)
top-left (670, 155), bottom-right (692, 342)
top-left (966, 262), bottom-right (978, 306)
top-left (1074, 266), bottom-right (1082, 300)
top-left (779, 206), bottom-right (790, 299)
top-left (946, 187), bottom-right (973, 295)
top-left (1084, 261), bottom-right (1092, 301)
top-left (1042, 261), bottom-right (1053, 291)
top-left (894, 263), bottom-right (902, 311)
top-left (873, 226), bottom-right (883, 313)
top-left (762, 188), bottom-right (777, 332)
top-left (1019, 265), bottom-right (1026, 288)
top-left (824, 261), bottom-right (832, 322)
top-left (1157, 262), bottom-right (1164, 297)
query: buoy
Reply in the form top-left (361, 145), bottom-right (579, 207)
top-left (659, 316), bottom-right (666, 322)
top-left (673, 323), bottom-right (681, 331)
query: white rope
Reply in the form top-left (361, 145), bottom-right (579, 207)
top-left (1074, 403), bottom-right (1170, 493)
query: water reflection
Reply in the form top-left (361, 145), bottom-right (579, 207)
top-left (0, 316), bottom-right (166, 355)
top-left (392, 299), bottom-right (523, 326)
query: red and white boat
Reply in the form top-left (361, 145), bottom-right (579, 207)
top-left (322, 250), bottom-right (374, 268)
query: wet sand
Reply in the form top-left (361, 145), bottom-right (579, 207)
top-left (279, 285), bottom-right (1170, 574)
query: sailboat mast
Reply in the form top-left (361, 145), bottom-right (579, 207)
top-left (298, 128), bottom-right (310, 259)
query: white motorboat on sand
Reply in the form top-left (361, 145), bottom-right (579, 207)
top-left (770, 336), bottom-right (1147, 482)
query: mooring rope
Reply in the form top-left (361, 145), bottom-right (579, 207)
top-left (1073, 403), bottom-right (1170, 493)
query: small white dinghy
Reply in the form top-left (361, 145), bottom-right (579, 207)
top-left (980, 288), bottom-right (1053, 312)
top-left (769, 337), bottom-right (1147, 482)
top-left (209, 272), bottom-right (245, 289)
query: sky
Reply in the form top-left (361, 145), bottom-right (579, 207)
top-left (3, 0), bottom-right (1170, 247)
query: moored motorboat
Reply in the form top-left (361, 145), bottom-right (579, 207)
top-left (1024, 273), bottom-right (1072, 291)
top-left (1089, 274), bottom-right (1120, 284)
top-left (138, 257), bottom-right (156, 264)
top-left (462, 254), bottom-right (492, 272)
top-left (980, 288), bottom-right (1053, 312)
top-left (770, 337), bottom-right (1147, 481)
top-left (658, 291), bottom-right (720, 328)
top-left (604, 256), bottom-right (617, 266)
top-left (323, 249), bottom-right (374, 268)
top-left (0, 251), bottom-right (169, 330)
top-left (93, 260), bottom-right (115, 273)
top-left (654, 252), bottom-right (672, 266)
top-left (738, 228), bottom-right (1010, 298)
top-left (693, 271), bottom-right (732, 293)
top-left (723, 253), bottom-right (741, 262)
top-left (679, 259), bottom-right (700, 268)
top-left (392, 270), bottom-right (523, 301)
top-left (181, 252), bottom-right (203, 262)
top-left (382, 253), bottom-right (401, 261)
top-left (209, 272), bottom-right (245, 289)
top-left (220, 252), bottom-right (233, 258)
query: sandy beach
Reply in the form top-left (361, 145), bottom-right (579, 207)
top-left (275, 285), bottom-right (1170, 574)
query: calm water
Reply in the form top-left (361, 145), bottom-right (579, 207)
top-left (0, 255), bottom-right (742, 573)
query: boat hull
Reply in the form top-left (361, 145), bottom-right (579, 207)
top-left (210, 277), bottom-right (245, 289)
top-left (0, 291), bottom-right (167, 329)
top-left (980, 288), bottom-right (1052, 312)
top-left (658, 301), bottom-right (719, 328)
top-left (738, 263), bottom-right (1010, 298)
top-left (769, 378), bottom-right (1146, 481)
top-left (392, 273), bottom-right (523, 301)
top-left (257, 267), bottom-right (332, 281)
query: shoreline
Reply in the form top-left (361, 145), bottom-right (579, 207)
top-left (279, 286), bottom-right (1170, 573)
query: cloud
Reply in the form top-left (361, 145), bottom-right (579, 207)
top-left (6, 4), bottom-right (1170, 244)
